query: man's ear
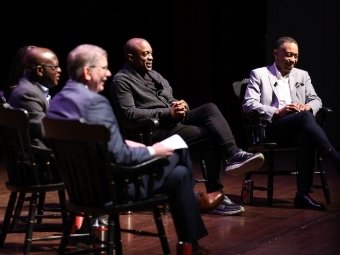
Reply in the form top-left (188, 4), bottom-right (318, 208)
top-left (273, 49), bottom-right (278, 58)
top-left (36, 66), bottom-right (44, 77)
top-left (83, 66), bottom-right (92, 81)
top-left (127, 53), bottom-right (133, 62)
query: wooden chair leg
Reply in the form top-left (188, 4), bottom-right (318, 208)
top-left (240, 172), bottom-right (253, 201)
top-left (317, 155), bottom-right (331, 204)
top-left (153, 206), bottom-right (170, 255)
top-left (24, 192), bottom-right (38, 255)
top-left (10, 192), bottom-right (25, 230)
top-left (58, 190), bottom-right (68, 226)
top-left (267, 149), bottom-right (274, 206)
top-left (106, 216), bottom-right (115, 255)
top-left (36, 192), bottom-right (46, 224)
top-left (199, 155), bottom-right (208, 181)
top-left (0, 192), bottom-right (18, 246)
top-left (112, 214), bottom-right (122, 255)
top-left (58, 212), bottom-right (75, 255)
top-left (162, 203), bottom-right (169, 215)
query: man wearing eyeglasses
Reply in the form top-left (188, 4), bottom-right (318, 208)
top-left (8, 47), bottom-right (61, 148)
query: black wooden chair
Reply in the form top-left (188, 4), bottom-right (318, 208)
top-left (111, 105), bottom-right (209, 215)
top-left (0, 103), bottom-right (67, 254)
top-left (43, 117), bottom-right (171, 255)
top-left (233, 78), bottom-right (332, 206)
top-left (111, 97), bottom-right (209, 181)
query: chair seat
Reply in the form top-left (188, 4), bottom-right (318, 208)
top-left (64, 195), bottom-right (169, 216)
top-left (5, 181), bottom-right (64, 193)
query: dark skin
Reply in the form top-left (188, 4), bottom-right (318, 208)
top-left (23, 47), bottom-right (61, 89)
top-left (125, 38), bottom-right (188, 119)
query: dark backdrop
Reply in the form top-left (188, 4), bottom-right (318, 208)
top-left (2, 0), bottom-right (337, 149)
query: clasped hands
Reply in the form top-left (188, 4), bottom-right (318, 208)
top-left (275, 102), bottom-right (311, 117)
top-left (170, 100), bottom-right (188, 119)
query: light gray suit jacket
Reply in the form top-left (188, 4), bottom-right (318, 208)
top-left (242, 64), bottom-right (322, 122)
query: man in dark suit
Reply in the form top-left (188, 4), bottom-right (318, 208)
top-left (110, 38), bottom-right (265, 216)
top-left (47, 44), bottom-right (223, 255)
top-left (243, 36), bottom-right (340, 210)
top-left (8, 46), bottom-right (61, 148)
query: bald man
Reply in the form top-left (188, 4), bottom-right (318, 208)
top-left (8, 47), bottom-right (61, 147)
top-left (111, 38), bottom-right (265, 216)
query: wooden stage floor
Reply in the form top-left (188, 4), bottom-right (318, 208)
top-left (0, 151), bottom-right (339, 255)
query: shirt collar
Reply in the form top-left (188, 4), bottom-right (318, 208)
top-left (35, 82), bottom-right (49, 97)
top-left (273, 63), bottom-right (289, 79)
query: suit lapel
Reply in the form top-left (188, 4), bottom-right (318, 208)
top-left (19, 78), bottom-right (49, 111)
top-left (267, 64), bottom-right (280, 98)
top-left (288, 69), bottom-right (297, 102)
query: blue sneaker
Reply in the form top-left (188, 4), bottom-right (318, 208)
top-left (225, 150), bottom-right (264, 176)
top-left (208, 195), bottom-right (244, 216)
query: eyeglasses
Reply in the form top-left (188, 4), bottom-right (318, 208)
top-left (90, 65), bottom-right (108, 71)
top-left (32, 65), bottom-right (60, 71)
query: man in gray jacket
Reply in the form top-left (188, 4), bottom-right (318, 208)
top-left (8, 47), bottom-right (61, 148)
top-left (110, 38), bottom-right (265, 216)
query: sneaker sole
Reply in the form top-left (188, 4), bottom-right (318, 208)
top-left (225, 153), bottom-right (264, 176)
top-left (208, 208), bottom-right (243, 216)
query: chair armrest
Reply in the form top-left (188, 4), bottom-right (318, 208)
top-left (317, 107), bottom-right (333, 115)
top-left (122, 118), bottom-right (159, 129)
top-left (111, 156), bottom-right (169, 174)
top-left (316, 107), bottom-right (333, 128)
top-left (243, 109), bottom-right (265, 119)
top-left (31, 145), bottom-right (53, 156)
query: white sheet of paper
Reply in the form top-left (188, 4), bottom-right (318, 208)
top-left (160, 134), bottom-right (188, 150)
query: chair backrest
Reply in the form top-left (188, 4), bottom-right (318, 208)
top-left (232, 79), bottom-right (266, 145)
top-left (232, 78), bottom-right (249, 108)
top-left (0, 90), bottom-right (6, 104)
top-left (0, 103), bottom-right (53, 185)
top-left (43, 118), bottom-right (115, 207)
top-left (43, 118), bottom-right (168, 208)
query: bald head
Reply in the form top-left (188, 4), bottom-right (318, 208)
top-left (23, 47), bottom-right (61, 88)
top-left (24, 47), bottom-right (56, 69)
top-left (124, 38), bottom-right (153, 73)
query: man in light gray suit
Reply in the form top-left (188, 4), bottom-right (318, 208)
top-left (243, 36), bottom-right (340, 210)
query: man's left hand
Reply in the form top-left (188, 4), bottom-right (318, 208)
top-left (295, 102), bottom-right (311, 112)
top-left (171, 100), bottom-right (188, 117)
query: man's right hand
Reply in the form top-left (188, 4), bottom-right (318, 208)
top-left (152, 143), bottom-right (174, 157)
top-left (275, 103), bottom-right (301, 117)
top-left (170, 100), bottom-right (188, 119)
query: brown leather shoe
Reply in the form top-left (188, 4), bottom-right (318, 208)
top-left (197, 191), bottom-right (224, 213)
top-left (192, 247), bottom-right (210, 255)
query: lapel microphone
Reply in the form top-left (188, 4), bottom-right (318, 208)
top-left (274, 82), bottom-right (278, 87)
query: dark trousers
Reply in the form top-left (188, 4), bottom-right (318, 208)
top-left (265, 111), bottom-right (333, 193)
top-left (156, 149), bottom-right (208, 242)
top-left (153, 102), bottom-right (238, 193)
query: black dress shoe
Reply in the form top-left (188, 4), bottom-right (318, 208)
top-left (293, 192), bottom-right (326, 210)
